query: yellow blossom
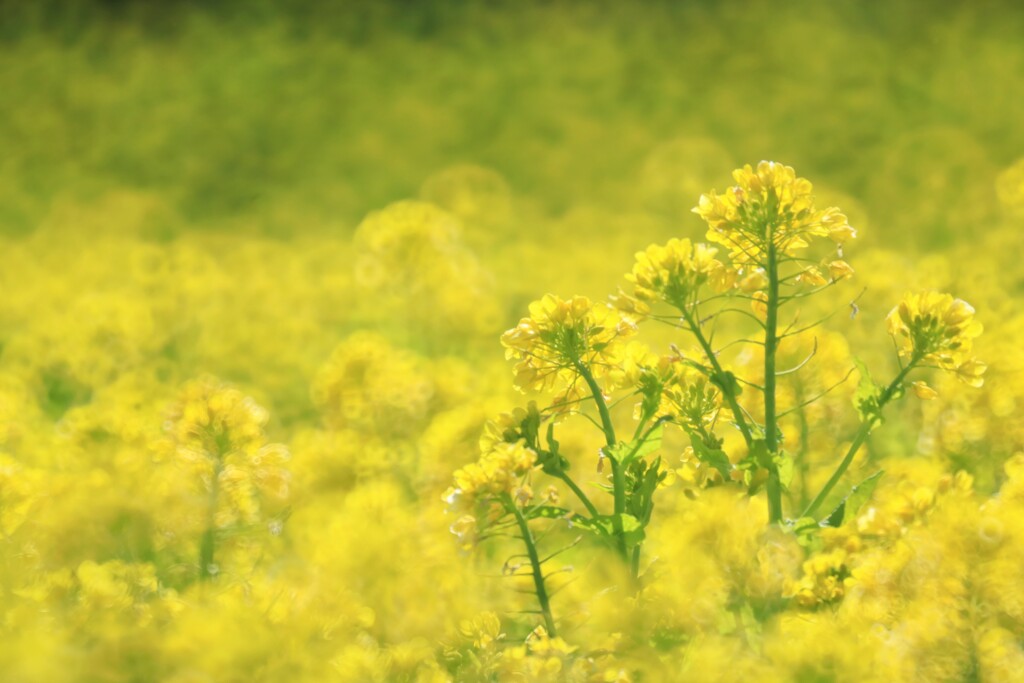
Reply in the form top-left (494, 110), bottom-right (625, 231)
top-left (625, 238), bottom-right (733, 309)
top-left (694, 161), bottom-right (854, 265)
top-left (912, 381), bottom-right (939, 400)
top-left (827, 259), bottom-right (855, 281)
top-left (501, 294), bottom-right (637, 393)
top-left (886, 291), bottom-right (985, 382)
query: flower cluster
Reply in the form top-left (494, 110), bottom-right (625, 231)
top-left (624, 238), bottom-right (733, 311)
top-left (447, 439), bottom-right (538, 506)
top-left (164, 376), bottom-right (290, 528)
top-left (694, 161), bottom-right (855, 265)
top-left (501, 294), bottom-right (637, 394)
top-left (886, 291), bottom-right (987, 385)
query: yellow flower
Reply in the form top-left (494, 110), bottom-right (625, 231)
top-left (795, 266), bottom-right (828, 287)
top-left (886, 292), bottom-right (985, 382)
top-left (911, 381), bottom-right (939, 400)
top-left (625, 238), bottom-right (733, 309)
top-left (501, 294), bottom-right (637, 393)
top-left (694, 161), bottom-right (854, 266)
top-left (164, 376), bottom-right (290, 530)
top-left (460, 612), bottom-right (504, 650)
top-left (478, 406), bottom-right (531, 452)
top-left (954, 358), bottom-right (987, 388)
top-left (827, 259), bottom-right (855, 281)
top-left (738, 268), bottom-right (768, 293)
top-left (448, 439), bottom-right (538, 507)
top-left (751, 291), bottom-right (769, 318)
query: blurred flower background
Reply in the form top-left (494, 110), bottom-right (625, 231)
top-left (0, 0), bottom-right (1023, 681)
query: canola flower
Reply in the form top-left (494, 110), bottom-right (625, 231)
top-left (693, 161), bottom-right (855, 266)
top-left (887, 291), bottom-right (987, 386)
top-left (624, 238), bottom-right (733, 312)
top-left (163, 376), bottom-right (290, 580)
top-left (501, 294), bottom-right (637, 395)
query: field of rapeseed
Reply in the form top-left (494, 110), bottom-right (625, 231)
top-left (1, 1), bottom-right (1024, 681)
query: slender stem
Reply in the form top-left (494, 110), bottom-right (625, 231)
top-left (507, 496), bottom-right (557, 636)
top-left (575, 361), bottom-right (616, 448)
top-left (795, 387), bottom-right (811, 510)
top-left (574, 362), bottom-right (629, 563)
top-left (764, 237), bottom-right (783, 523)
top-left (199, 461), bottom-right (222, 581)
top-left (555, 471), bottom-right (600, 518)
top-left (802, 359), bottom-right (918, 519)
top-left (680, 308), bottom-right (755, 447)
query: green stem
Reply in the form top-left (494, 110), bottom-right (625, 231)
top-left (795, 394), bottom-right (811, 510)
top-left (574, 361), bottom-right (629, 564)
top-left (199, 462), bottom-right (222, 581)
top-left (575, 361), bottom-right (617, 448)
top-left (681, 308), bottom-right (755, 447)
top-left (507, 496), bottom-right (557, 636)
top-left (802, 359), bottom-right (918, 519)
top-left (555, 471), bottom-right (600, 519)
top-left (764, 238), bottom-right (783, 524)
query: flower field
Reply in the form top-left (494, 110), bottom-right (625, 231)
top-left (1, 2), bottom-right (1024, 681)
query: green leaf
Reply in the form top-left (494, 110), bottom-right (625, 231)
top-left (524, 505), bottom-right (572, 521)
top-left (789, 516), bottom-right (824, 551)
top-left (749, 439), bottom-right (772, 469)
top-left (775, 453), bottom-right (794, 489)
top-left (852, 359), bottom-right (884, 429)
top-left (618, 513), bottom-right (646, 546)
top-left (571, 513), bottom-right (645, 546)
top-left (606, 423), bottom-right (665, 465)
top-left (821, 470), bottom-right (885, 528)
top-left (690, 434), bottom-right (732, 478)
top-left (626, 457), bottom-right (666, 523)
top-left (633, 423), bottom-right (665, 460)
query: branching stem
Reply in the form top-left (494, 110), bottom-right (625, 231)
top-left (802, 357), bottom-right (919, 519)
top-left (506, 495), bottom-right (557, 635)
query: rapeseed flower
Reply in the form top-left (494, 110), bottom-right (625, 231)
top-left (886, 291), bottom-right (986, 384)
top-left (694, 161), bottom-right (855, 266)
top-left (501, 295), bottom-right (637, 393)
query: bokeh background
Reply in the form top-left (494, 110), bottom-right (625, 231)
top-left (1, 1), bottom-right (1024, 681)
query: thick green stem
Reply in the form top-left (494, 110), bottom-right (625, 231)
top-left (802, 359), bottom-right (918, 519)
top-left (574, 362), bottom-right (629, 564)
top-left (681, 309), bottom-right (755, 448)
top-left (508, 496), bottom-right (557, 636)
top-left (764, 239), bottom-right (783, 523)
